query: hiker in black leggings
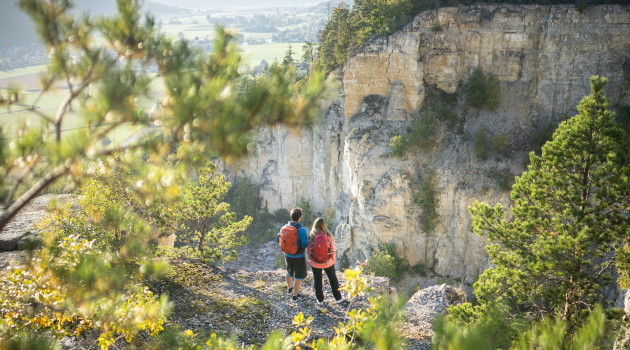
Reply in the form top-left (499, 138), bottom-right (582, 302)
top-left (307, 217), bottom-right (345, 304)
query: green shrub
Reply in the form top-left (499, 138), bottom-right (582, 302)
top-left (494, 169), bottom-right (514, 191)
top-left (473, 127), bottom-right (489, 160)
top-left (410, 111), bottom-right (437, 151)
top-left (577, 0), bottom-right (587, 13)
top-left (366, 243), bottom-right (408, 282)
top-left (467, 68), bottom-right (500, 110)
top-left (298, 198), bottom-right (314, 228)
top-left (435, 105), bottom-right (458, 129)
top-left (226, 177), bottom-right (261, 221)
top-left (411, 263), bottom-right (428, 277)
top-left (490, 133), bottom-right (509, 157)
top-left (414, 169), bottom-right (439, 233)
top-left (431, 24), bottom-right (443, 32)
top-left (435, 304), bottom-right (613, 350)
top-left (389, 135), bottom-right (407, 157)
top-left (227, 177), bottom-right (285, 247)
top-left (485, 75), bottom-right (500, 110)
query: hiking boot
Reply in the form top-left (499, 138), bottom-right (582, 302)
top-left (335, 295), bottom-right (346, 304)
top-left (316, 298), bottom-right (324, 305)
top-left (287, 287), bottom-right (293, 295)
top-left (292, 293), bottom-right (302, 301)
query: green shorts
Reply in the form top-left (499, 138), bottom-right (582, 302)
top-left (286, 256), bottom-right (307, 280)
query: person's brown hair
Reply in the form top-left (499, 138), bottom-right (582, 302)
top-left (290, 207), bottom-right (302, 222)
top-left (309, 217), bottom-right (332, 239)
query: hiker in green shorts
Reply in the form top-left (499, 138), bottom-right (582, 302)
top-left (276, 207), bottom-right (309, 301)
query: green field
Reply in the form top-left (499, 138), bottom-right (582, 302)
top-left (0, 86), bottom-right (150, 145)
top-left (242, 43), bottom-right (304, 66)
top-left (0, 65), bottom-right (47, 80)
top-left (159, 16), bottom-right (306, 67)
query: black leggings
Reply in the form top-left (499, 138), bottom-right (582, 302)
top-left (311, 265), bottom-right (342, 302)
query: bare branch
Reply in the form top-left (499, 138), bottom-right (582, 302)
top-left (3, 163), bottom-right (37, 210)
top-left (0, 163), bottom-right (69, 231)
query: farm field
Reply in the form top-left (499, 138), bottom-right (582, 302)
top-left (0, 73), bottom-right (153, 145)
top-left (242, 43), bottom-right (304, 66)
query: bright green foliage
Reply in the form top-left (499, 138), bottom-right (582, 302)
top-left (366, 243), bottom-right (408, 282)
top-left (414, 169), bottom-right (439, 233)
top-left (467, 68), bottom-right (500, 110)
top-left (77, 156), bottom-right (177, 250)
top-left (341, 261), bottom-right (373, 302)
top-left (467, 76), bottom-right (630, 328)
top-left (171, 162), bottom-right (251, 263)
top-left (433, 304), bottom-right (612, 349)
top-left (0, 235), bottom-right (169, 349)
top-left (0, 0), bottom-right (328, 232)
top-left (389, 135), bottom-right (406, 157)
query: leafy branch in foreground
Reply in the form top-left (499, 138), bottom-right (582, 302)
top-left (0, 0), bottom-right (330, 231)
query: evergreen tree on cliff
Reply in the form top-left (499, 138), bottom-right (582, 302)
top-left (461, 76), bottom-right (630, 328)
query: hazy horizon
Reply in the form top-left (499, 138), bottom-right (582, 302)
top-left (149, 0), bottom-right (325, 9)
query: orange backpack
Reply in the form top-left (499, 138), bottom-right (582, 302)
top-left (279, 225), bottom-right (299, 255)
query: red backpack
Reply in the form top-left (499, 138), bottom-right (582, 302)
top-left (279, 225), bottom-right (299, 255)
top-left (310, 231), bottom-right (331, 263)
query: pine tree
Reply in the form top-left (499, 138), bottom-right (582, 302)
top-left (172, 161), bottom-right (251, 263)
top-left (466, 76), bottom-right (630, 327)
top-left (0, 0), bottom-right (328, 231)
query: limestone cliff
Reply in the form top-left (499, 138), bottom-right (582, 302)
top-left (232, 4), bottom-right (630, 282)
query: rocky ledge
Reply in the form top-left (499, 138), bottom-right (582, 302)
top-left (0, 194), bottom-right (75, 250)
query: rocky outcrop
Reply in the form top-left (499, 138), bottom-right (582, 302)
top-left (232, 4), bottom-right (630, 282)
top-left (403, 284), bottom-right (467, 348)
top-left (0, 194), bottom-right (75, 250)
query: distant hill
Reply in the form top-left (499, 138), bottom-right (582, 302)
top-left (149, 0), bottom-right (324, 9)
top-left (0, 0), bottom-right (187, 48)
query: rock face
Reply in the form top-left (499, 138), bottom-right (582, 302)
top-left (232, 4), bottom-right (630, 282)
